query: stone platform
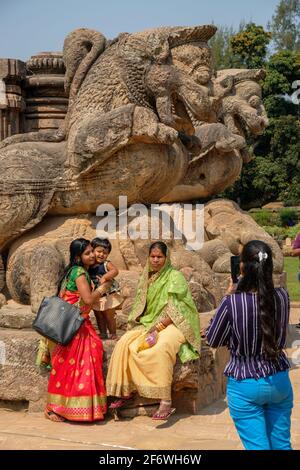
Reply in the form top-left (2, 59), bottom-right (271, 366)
top-left (0, 306), bottom-right (298, 450)
top-left (0, 301), bottom-right (228, 415)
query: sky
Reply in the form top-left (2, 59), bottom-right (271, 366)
top-left (1, 0), bottom-right (280, 61)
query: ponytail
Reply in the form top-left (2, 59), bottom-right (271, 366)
top-left (238, 240), bottom-right (279, 358)
top-left (256, 261), bottom-right (278, 358)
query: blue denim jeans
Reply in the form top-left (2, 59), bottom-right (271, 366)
top-left (227, 370), bottom-right (293, 450)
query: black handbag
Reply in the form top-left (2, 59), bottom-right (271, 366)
top-left (32, 296), bottom-right (84, 345)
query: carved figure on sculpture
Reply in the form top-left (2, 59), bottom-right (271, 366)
top-left (5, 201), bottom-right (284, 314)
top-left (0, 25), bottom-right (271, 307)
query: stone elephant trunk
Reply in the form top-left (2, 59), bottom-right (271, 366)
top-left (213, 68), bottom-right (269, 140)
top-left (222, 96), bottom-right (269, 136)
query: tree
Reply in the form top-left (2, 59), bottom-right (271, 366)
top-left (223, 116), bottom-right (300, 207)
top-left (253, 116), bottom-right (300, 204)
top-left (209, 25), bottom-right (237, 70)
top-left (230, 23), bottom-right (272, 68)
top-left (214, 18), bottom-right (300, 208)
top-left (210, 23), bottom-right (272, 71)
top-left (221, 48), bottom-right (300, 207)
top-left (268, 0), bottom-right (300, 52)
top-left (262, 50), bottom-right (300, 117)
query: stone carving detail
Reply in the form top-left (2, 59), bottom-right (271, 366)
top-left (0, 59), bottom-right (26, 140)
top-left (25, 52), bottom-right (68, 132)
top-left (0, 26), bottom-right (269, 249)
top-left (160, 68), bottom-right (268, 201)
top-left (5, 201), bottom-right (284, 314)
top-left (0, 26), bottom-right (284, 415)
top-left (0, 25), bottom-right (273, 308)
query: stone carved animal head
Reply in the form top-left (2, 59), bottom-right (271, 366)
top-left (213, 69), bottom-right (269, 161)
top-left (64, 25), bottom-right (218, 137)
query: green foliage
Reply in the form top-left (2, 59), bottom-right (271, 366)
top-left (230, 23), bottom-right (272, 68)
top-left (279, 208), bottom-right (298, 225)
top-left (252, 116), bottom-right (300, 204)
top-left (250, 210), bottom-right (280, 226)
top-left (248, 214), bottom-right (300, 242)
top-left (284, 256), bottom-right (300, 301)
top-left (209, 25), bottom-right (237, 70)
top-left (212, 15), bottom-right (300, 209)
top-left (268, 50), bottom-right (299, 78)
top-left (263, 95), bottom-right (298, 118)
top-left (268, 0), bottom-right (300, 52)
top-left (263, 69), bottom-right (291, 96)
top-left (287, 223), bottom-right (300, 238)
top-left (262, 50), bottom-right (300, 117)
top-left (261, 225), bottom-right (288, 239)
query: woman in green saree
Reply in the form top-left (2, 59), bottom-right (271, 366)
top-left (106, 241), bottom-right (201, 420)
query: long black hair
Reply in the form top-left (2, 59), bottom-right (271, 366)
top-left (149, 241), bottom-right (168, 256)
top-left (237, 240), bottom-right (279, 358)
top-left (58, 238), bottom-right (91, 291)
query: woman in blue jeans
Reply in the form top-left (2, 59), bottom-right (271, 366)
top-left (206, 240), bottom-right (293, 450)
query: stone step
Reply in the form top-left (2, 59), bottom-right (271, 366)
top-left (0, 323), bottom-right (228, 415)
top-left (291, 301), bottom-right (300, 309)
top-left (0, 299), bottom-right (128, 331)
top-left (0, 301), bottom-right (35, 329)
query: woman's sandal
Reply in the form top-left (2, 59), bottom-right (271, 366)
top-left (109, 394), bottom-right (135, 410)
top-left (44, 406), bottom-right (66, 422)
top-left (152, 407), bottom-right (176, 421)
top-left (109, 334), bottom-right (119, 341)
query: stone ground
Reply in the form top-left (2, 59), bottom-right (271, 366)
top-left (0, 305), bottom-right (299, 451)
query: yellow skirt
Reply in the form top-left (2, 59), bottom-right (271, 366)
top-left (106, 324), bottom-right (185, 401)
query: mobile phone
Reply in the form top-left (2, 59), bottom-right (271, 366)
top-left (230, 255), bottom-right (240, 284)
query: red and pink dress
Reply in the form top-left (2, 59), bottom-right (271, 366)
top-left (46, 266), bottom-right (107, 421)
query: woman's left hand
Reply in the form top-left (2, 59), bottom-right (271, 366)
top-left (137, 330), bottom-right (158, 352)
top-left (145, 330), bottom-right (158, 347)
top-left (226, 279), bottom-right (238, 295)
top-left (200, 327), bottom-right (207, 339)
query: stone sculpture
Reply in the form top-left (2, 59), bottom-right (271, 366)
top-left (5, 200), bottom-right (284, 314)
top-left (0, 24), bottom-right (283, 416)
top-left (0, 24), bottom-right (273, 310)
top-left (0, 25), bottom-right (268, 250)
top-left (161, 68), bottom-right (269, 201)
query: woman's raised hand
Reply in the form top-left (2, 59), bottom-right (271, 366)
top-left (200, 327), bottom-right (207, 339)
top-left (226, 279), bottom-right (238, 295)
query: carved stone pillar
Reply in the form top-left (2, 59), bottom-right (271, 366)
top-left (24, 52), bottom-right (68, 132)
top-left (0, 59), bottom-right (26, 141)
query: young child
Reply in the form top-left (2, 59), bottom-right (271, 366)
top-left (89, 238), bottom-right (123, 340)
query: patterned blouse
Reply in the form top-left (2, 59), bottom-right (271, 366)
top-left (60, 266), bottom-right (92, 315)
top-left (206, 288), bottom-right (290, 380)
top-left (63, 266), bottom-right (91, 291)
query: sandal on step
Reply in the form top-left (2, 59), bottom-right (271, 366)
top-left (109, 334), bottom-right (119, 341)
top-left (109, 394), bottom-right (135, 410)
top-left (44, 406), bottom-right (66, 422)
top-left (152, 407), bottom-right (176, 421)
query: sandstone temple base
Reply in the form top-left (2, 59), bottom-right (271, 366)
top-left (0, 301), bottom-right (229, 416)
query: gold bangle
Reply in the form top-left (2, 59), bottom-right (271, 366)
top-left (156, 322), bottom-right (166, 332)
top-left (96, 285), bottom-right (105, 295)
